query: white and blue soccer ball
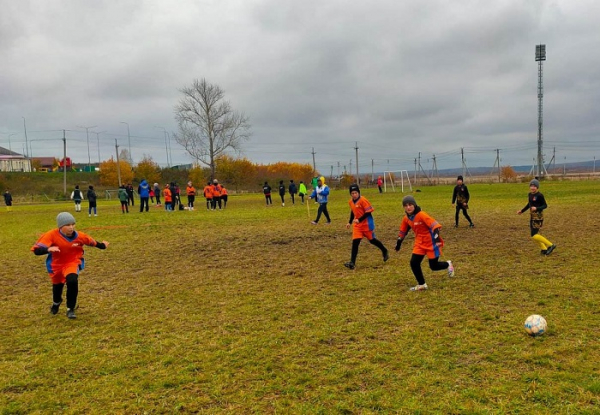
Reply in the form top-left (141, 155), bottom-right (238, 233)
top-left (524, 314), bottom-right (547, 337)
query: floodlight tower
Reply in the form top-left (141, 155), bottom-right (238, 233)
top-left (535, 44), bottom-right (546, 178)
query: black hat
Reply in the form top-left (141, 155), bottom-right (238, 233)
top-left (457, 175), bottom-right (463, 181)
top-left (349, 183), bottom-right (360, 194)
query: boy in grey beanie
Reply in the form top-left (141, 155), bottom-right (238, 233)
top-left (31, 212), bottom-right (109, 319)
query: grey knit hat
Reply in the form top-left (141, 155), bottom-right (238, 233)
top-left (57, 212), bottom-right (76, 228)
top-left (402, 195), bottom-right (417, 206)
top-left (529, 179), bottom-right (540, 188)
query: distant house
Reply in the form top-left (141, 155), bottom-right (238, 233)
top-left (32, 157), bottom-right (57, 172)
top-left (0, 147), bottom-right (32, 172)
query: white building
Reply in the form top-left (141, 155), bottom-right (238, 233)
top-left (0, 147), bottom-right (32, 172)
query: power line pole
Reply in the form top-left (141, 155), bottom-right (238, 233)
top-left (354, 141), bottom-right (359, 183)
top-left (492, 149), bottom-right (501, 182)
top-left (311, 147), bottom-right (316, 175)
top-left (63, 130), bottom-right (67, 195)
top-left (431, 155), bottom-right (438, 184)
top-left (371, 159), bottom-right (374, 182)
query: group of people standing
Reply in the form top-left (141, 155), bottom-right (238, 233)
top-left (203, 179), bottom-right (228, 210)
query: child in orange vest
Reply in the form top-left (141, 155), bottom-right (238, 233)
top-left (31, 212), bottom-right (109, 319)
top-left (344, 184), bottom-right (389, 270)
top-left (395, 195), bottom-right (454, 291)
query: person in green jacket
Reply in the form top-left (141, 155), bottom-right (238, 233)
top-left (118, 185), bottom-right (129, 213)
top-left (298, 181), bottom-right (308, 203)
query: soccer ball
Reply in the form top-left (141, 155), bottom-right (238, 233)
top-left (524, 314), bottom-right (547, 337)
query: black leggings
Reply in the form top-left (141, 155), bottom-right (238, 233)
top-left (455, 205), bottom-right (472, 225)
top-left (53, 273), bottom-right (79, 309)
top-left (350, 238), bottom-right (387, 264)
top-left (410, 254), bottom-right (449, 285)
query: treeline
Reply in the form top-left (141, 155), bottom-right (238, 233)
top-left (99, 155), bottom-right (318, 193)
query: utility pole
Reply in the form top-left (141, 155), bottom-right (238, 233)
top-left (431, 155), bottom-right (438, 184)
top-left (311, 147), bottom-right (316, 175)
top-left (115, 139), bottom-right (122, 186)
top-left (414, 158), bottom-right (417, 185)
top-left (63, 130), bottom-right (67, 195)
top-left (337, 161), bottom-right (340, 177)
top-left (330, 165), bottom-right (334, 180)
top-left (94, 131), bottom-right (106, 167)
top-left (354, 141), bottom-right (359, 183)
top-left (371, 159), bottom-right (374, 182)
top-left (492, 149), bottom-right (501, 182)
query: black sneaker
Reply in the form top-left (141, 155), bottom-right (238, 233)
top-left (383, 250), bottom-right (390, 262)
top-left (344, 262), bottom-right (356, 270)
top-left (454, 224), bottom-right (459, 228)
top-left (469, 223), bottom-right (475, 228)
top-left (540, 250), bottom-right (547, 255)
top-left (545, 245), bottom-right (557, 256)
top-left (66, 309), bottom-right (77, 319)
top-left (50, 301), bottom-right (61, 315)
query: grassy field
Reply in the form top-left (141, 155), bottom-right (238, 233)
top-left (1, 181), bottom-right (599, 414)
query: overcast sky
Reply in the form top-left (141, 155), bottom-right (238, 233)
top-left (1, 0), bottom-right (599, 173)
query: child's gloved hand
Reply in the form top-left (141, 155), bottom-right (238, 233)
top-left (395, 238), bottom-right (403, 252)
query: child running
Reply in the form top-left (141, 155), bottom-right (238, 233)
top-left (517, 179), bottom-right (556, 255)
top-left (344, 184), bottom-right (389, 270)
top-left (451, 175), bottom-right (474, 228)
top-left (395, 195), bottom-right (454, 291)
top-left (31, 212), bottom-right (109, 319)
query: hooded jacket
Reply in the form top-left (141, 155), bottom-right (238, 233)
top-left (138, 180), bottom-right (150, 198)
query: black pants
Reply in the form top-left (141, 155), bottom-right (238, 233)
top-left (290, 193), bottom-right (296, 204)
top-left (188, 195), bottom-right (195, 208)
top-left (350, 238), bottom-right (387, 264)
top-left (212, 196), bottom-right (221, 209)
top-left (221, 195), bottom-right (228, 208)
top-left (265, 195), bottom-right (272, 205)
top-left (140, 197), bottom-right (149, 212)
top-left (455, 205), bottom-right (472, 225)
top-left (410, 254), bottom-right (449, 285)
top-left (315, 203), bottom-right (330, 223)
top-left (128, 193), bottom-right (134, 206)
top-left (155, 193), bottom-right (161, 205)
top-left (53, 273), bottom-right (78, 310)
top-left (120, 201), bottom-right (129, 213)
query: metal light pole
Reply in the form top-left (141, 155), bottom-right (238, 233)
top-left (93, 131), bottom-right (106, 167)
top-left (120, 121), bottom-right (131, 163)
top-left (8, 133), bottom-right (17, 172)
top-left (77, 125), bottom-right (97, 172)
top-left (535, 44), bottom-right (546, 178)
top-left (154, 126), bottom-right (170, 167)
top-left (115, 139), bottom-right (122, 186)
top-left (22, 117), bottom-right (29, 159)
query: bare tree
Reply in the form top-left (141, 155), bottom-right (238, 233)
top-left (174, 79), bottom-right (251, 179)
